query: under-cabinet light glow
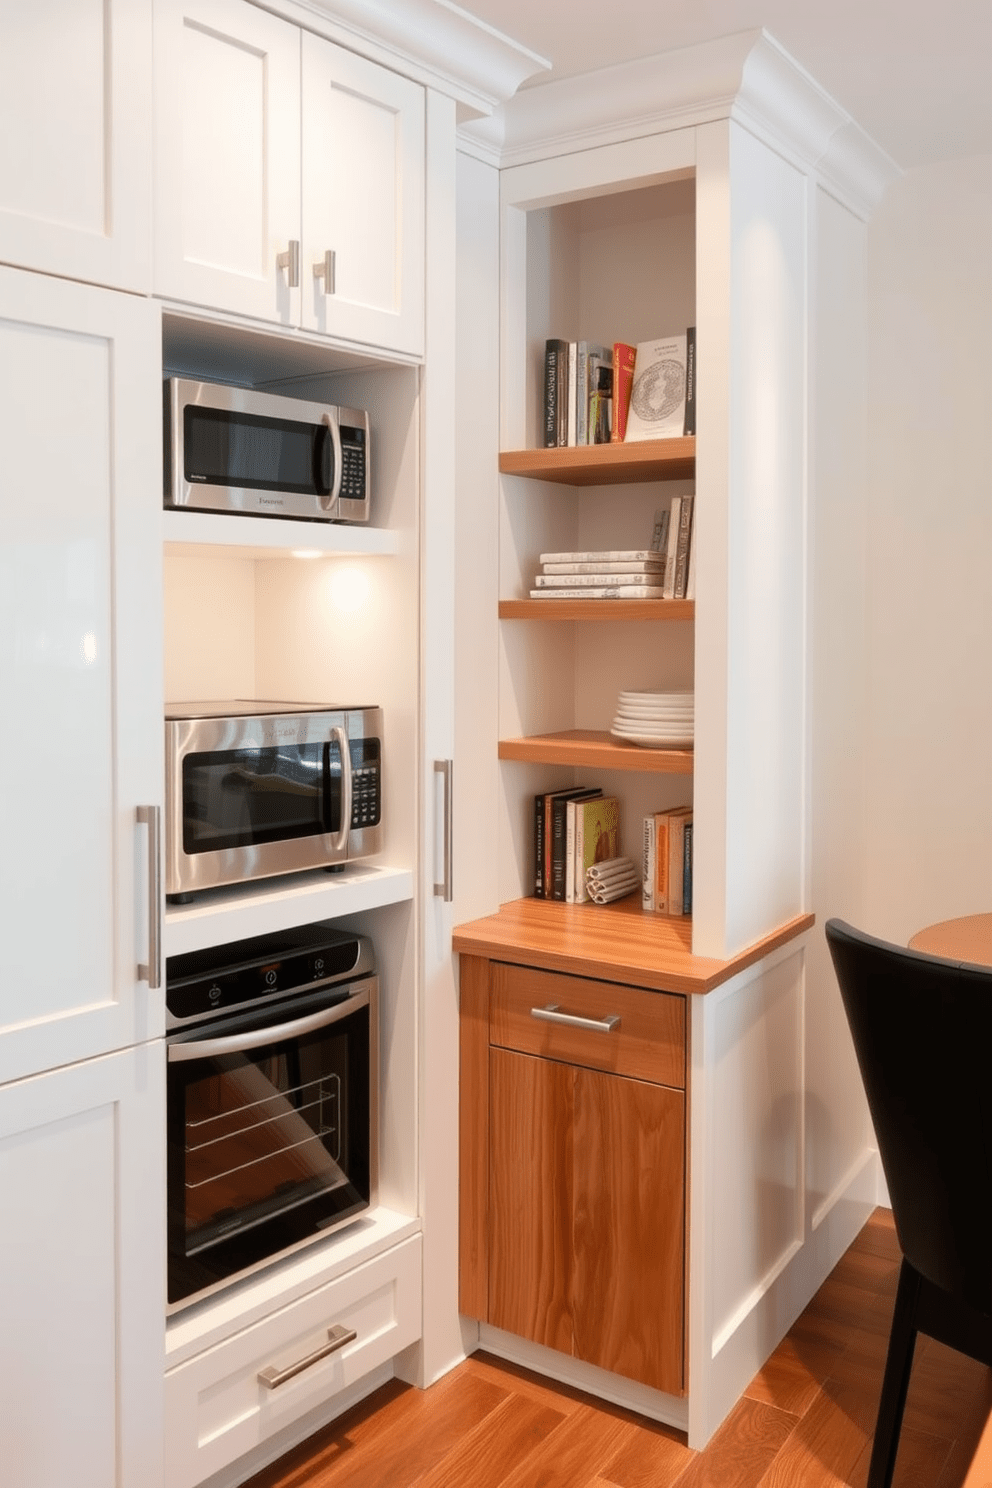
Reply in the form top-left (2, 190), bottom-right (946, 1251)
top-left (291, 548), bottom-right (322, 559)
top-left (326, 564), bottom-right (371, 614)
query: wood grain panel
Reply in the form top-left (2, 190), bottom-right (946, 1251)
top-left (459, 955), bottom-right (491, 1320)
top-left (453, 897), bottom-right (815, 996)
top-left (571, 1068), bottom-right (685, 1395)
top-left (491, 962), bottom-right (685, 1088)
top-left (499, 599), bottom-right (694, 622)
top-left (488, 1048), bottom-right (572, 1353)
top-left (498, 729), bottom-right (695, 774)
top-left (498, 438), bottom-right (695, 485)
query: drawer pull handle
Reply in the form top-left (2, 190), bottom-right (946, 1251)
top-left (258, 1324), bottom-right (356, 1390)
top-left (531, 1003), bottom-right (620, 1034)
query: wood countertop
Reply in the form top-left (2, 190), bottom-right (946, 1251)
top-left (452, 898), bottom-right (815, 996)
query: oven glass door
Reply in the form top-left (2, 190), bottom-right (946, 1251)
top-left (167, 982), bottom-right (374, 1308)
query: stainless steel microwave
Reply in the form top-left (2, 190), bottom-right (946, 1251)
top-left (165, 378), bottom-right (370, 522)
top-left (165, 702), bottom-right (383, 901)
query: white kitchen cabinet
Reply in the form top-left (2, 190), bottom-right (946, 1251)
top-left (0, 265), bottom-right (163, 1087)
top-left (0, 1042), bottom-right (165, 1488)
top-left (154, 0), bottom-right (425, 357)
top-left (0, 0), bottom-right (152, 292)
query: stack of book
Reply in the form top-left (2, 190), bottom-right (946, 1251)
top-left (531, 548), bottom-right (668, 600)
top-left (642, 805), bottom-right (693, 916)
top-left (543, 328), bottom-right (695, 448)
top-left (533, 788), bottom-right (621, 903)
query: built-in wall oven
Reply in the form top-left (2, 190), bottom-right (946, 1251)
top-left (166, 923), bottom-right (377, 1311)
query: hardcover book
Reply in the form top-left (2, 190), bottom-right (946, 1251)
top-left (539, 548), bottom-right (664, 565)
top-left (565, 788), bottom-right (604, 901)
top-left (574, 796), bottom-right (620, 904)
top-left (642, 813), bottom-right (657, 911)
top-left (610, 342), bottom-right (636, 443)
top-left (543, 339), bottom-right (567, 449)
top-left (662, 495), bottom-right (682, 600)
top-left (673, 495), bottom-right (695, 600)
top-left (663, 806), bottom-right (693, 917)
top-left (625, 334), bottom-right (688, 442)
top-left (541, 560), bottom-right (666, 575)
top-left (530, 585), bottom-right (667, 599)
top-left (534, 571), bottom-right (668, 588)
top-left (683, 325), bottom-right (696, 436)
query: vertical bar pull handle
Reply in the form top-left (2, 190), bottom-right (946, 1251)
top-left (136, 805), bottom-right (161, 990)
top-left (313, 249), bottom-right (336, 296)
top-left (434, 759), bottom-right (453, 902)
top-left (277, 239), bottom-right (300, 287)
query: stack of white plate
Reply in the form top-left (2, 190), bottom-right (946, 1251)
top-left (610, 691), bottom-right (694, 748)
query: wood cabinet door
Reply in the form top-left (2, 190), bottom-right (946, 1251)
top-left (0, 267), bottom-right (163, 1084)
top-left (153, 0), bottom-right (301, 323)
top-left (0, 1043), bottom-right (165, 1488)
top-left (301, 34), bottom-right (425, 356)
top-left (572, 1067), bottom-right (685, 1394)
top-left (0, 0), bottom-right (152, 292)
top-left (488, 1047), bottom-right (572, 1353)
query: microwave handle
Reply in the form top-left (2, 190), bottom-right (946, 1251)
top-left (167, 988), bottom-right (369, 1062)
top-left (330, 724), bottom-right (352, 855)
top-left (320, 410), bottom-right (343, 510)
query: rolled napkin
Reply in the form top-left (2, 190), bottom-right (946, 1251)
top-left (586, 857), bottom-right (640, 903)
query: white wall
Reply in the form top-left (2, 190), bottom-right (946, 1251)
top-left (864, 153), bottom-right (992, 943)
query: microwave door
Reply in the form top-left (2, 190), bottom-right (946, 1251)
top-left (327, 725), bottom-right (352, 856)
top-left (318, 412), bottom-right (343, 517)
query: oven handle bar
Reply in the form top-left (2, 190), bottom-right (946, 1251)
top-left (258, 1324), bottom-right (356, 1390)
top-left (330, 723), bottom-right (352, 855)
top-left (167, 988), bottom-right (369, 1062)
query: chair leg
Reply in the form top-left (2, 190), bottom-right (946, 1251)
top-left (867, 1258), bottom-right (922, 1488)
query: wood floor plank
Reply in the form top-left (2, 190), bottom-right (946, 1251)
top-left (846, 1424), bottom-right (953, 1488)
top-left (495, 1400), bottom-right (637, 1488)
top-left (745, 1336), bottom-right (833, 1417)
top-left (755, 1378), bottom-right (875, 1488)
top-left (597, 1415), bottom-right (695, 1488)
top-left (411, 1392), bottom-right (567, 1488)
top-left (242, 1370), bottom-right (509, 1488)
top-left (667, 1397), bottom-right (798, 1488)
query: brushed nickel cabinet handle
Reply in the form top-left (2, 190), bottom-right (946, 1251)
top-left (277, 239), bottom-right (301, 287)
top-left (531, 1003), bottom-right (619, 1033)
top-left (136, 805), bottom-right (161, 990)
top-left (433, 759), bottom-right (453, 901)
top-left (313, 249), bottom-right (336, 296)
top-left (258, 1324), bottom-right (356, 1390)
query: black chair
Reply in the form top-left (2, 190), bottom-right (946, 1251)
top-left (824, 918), bottom-right (992, 1488)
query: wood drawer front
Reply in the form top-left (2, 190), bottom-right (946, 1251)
top-left (164, 1235), bottom-right (422, 1488)
top-left (490, 964), bottom-right (685, 1089)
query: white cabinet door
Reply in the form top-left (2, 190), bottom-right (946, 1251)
top-left (0, 0), bottom-right (152, 291)
top-left (301, 34), bottom-right (425, 356)
top-left (0, 267), bottom-right (163, 1086)
top-left (153, 0), bottom-right (301, 323)
top-left (0, 1043), bottom-right (165, 1488)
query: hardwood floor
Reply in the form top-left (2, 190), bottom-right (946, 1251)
top-left (243, 1210), bottom-right (992, 1488)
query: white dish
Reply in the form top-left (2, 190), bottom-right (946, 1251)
top-left (615, 704), bottom-right (695, 720)
top-left (610, 727), bottom-right (694, 749)
top-left (617, 691), bottom-right (694, 704)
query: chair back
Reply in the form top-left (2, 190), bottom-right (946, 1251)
top-left (825, 918), bottom-right (992, 1313)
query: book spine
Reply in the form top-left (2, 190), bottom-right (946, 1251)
top-left (673, 496), bottom-right (694, 600)
top-left (530, 586), bottom-right (667, 599)
top-left (654, 812), bottom-right (670, 913)
top-left (535, 571), bottom-right (666, 587)
top-left (542, 561), bottom-right (666, 575)
top-left (662, 496), bottom-right (682, 600)
top-left (611, 342), bottom-right (636, 443)
top-left (555, 343), bottom-right (568, 447)
top-left (574, 803), bottom-right (588, 904)
top-left (539, 549), bottom-right (660, 565)
top-left (534, 793), bottom-right (546, 897)
top-left (683, 822), bottom-right (693, 914)
top-left (642, 814), bottom-right (656, 911)
top-left (668, 815), bottom-right (689, 918)
top-left (683, 325), bottom-right (696, 436)
top-left (543, 341), bottom-right (564, 450)
top-left (565, 798), bottom-right (577, 903)
top-left (566, 342), bottom-right (578, 447)
top-left (550, 795), bottom-right (571, 900)
top-left (575, 342), bottom-right (589, 446)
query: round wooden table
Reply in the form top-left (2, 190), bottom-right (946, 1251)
top-left (908, 912), bottom-right (992, 965)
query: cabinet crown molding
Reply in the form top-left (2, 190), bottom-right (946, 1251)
top-left (459, 28), bottom-right (899, 216)
top-left (295, 0), bottom-right (550, 116)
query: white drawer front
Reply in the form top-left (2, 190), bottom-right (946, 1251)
top-left (165, 1235), bottom-right (421, 1488)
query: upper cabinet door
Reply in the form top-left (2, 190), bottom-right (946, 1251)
top-left (301, 35), bottom-right (425, 357)
top-left (153, 0), bottom-right (301, 323)
top-left (0, 267), bottom-right (163, 1086)
top-left (0, 0), bottom-right (152, 292)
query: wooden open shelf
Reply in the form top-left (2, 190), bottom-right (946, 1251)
top-left (453, 896), bottom-right (816, 997)
top-left (499, 437), bottom-right (695, 486)
top-left (500, 598), bottom-right (694, 621)
top-left (498, 729), bottom-right (694, 774)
